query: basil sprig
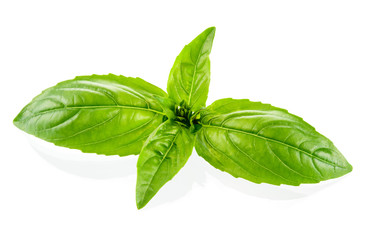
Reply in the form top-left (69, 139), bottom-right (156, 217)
top-left (14, 27), bottom-right (352, 209)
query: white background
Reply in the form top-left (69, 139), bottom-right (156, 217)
top-left (1, 1), bottom-right (364, 239)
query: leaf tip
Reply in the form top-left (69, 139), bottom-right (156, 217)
top-left (13, 115), bottom-right (19, 125)
top-left (344, 161), bottom-right (353, 174)
top-left (136, 185), bottom-right (149, 210)
top-left (13, 111), bottom-right (24, 130)
top-left (204, 26), bottom-right (216, 39)
top-left (335, 155), bottom-right (353, 178)
top-left (136, 198), bottom-right (147, 210)
top-left (206, 26), bottom-right (216, 33)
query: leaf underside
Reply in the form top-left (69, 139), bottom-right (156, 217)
top-left (14, 74), bottom-right (168, 156)
top-left (195, 98), bottom-right (352, 186)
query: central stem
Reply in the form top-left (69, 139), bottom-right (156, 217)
top-left (174, 105), bottom-right (191, 127)
top-left (172, 101), bottom-right (202, 133)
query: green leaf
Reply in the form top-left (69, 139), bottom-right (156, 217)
top-left (136, 121), bottom-right (194, 209)
top-left (167, 27), bottom-right (215, 112)
top-left (13, 74), bottom-right (167, 156)
top-left (195, 98), bottom-right (352, 186)
top-left (153, 95), bottom-right (176, 120)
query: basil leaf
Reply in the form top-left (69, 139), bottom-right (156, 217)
top-left (136, 121), bottom-right (194, 209)
top-left (153, 95), bottom-right (176, 120)
top-left (195, 98), bottom-right (352, 185)
top-left (167, 27), bottom-right (215, 112)
top-left (13, 74), bottom-right (167, 156)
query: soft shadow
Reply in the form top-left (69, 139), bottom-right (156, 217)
top-left (28, 135), bottom-right (340, 206)
top-left (203, 161), bottom-right (339, 200)
top-left (28, 135), bottom-right (136, 179)
top-left (28, 136), bottom-right (207, 208)
top-left (146, 151), bottom-right (207, 208)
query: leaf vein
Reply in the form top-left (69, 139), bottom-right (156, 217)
top-left (226, 130), bottom-right (298, 184)
top-left (202, 124), bottom-right (342, 168)
top-left (139, 127), bottom-right (181, 204)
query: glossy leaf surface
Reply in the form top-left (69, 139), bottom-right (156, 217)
top-left (136, 121), bottom-right (194, 209)
top-left (14, 74), bottom-right (167, 156)
top-left (153, 95), bottom-right (176, 120)
top-left (167, 27), bottom-right (215, 112)
top-left (13, 27), bottom-right (353, 209)
top-left (195, 98), bottom-right (352, 185)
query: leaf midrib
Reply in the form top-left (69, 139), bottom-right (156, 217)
top-left (187, 40), bottom-right (206, 107)
top-left (27, 104), bottom-right (164, 118)
top-left (139, 126), bottom-right (181, 206)
top-left (201, 124), bottom-right (342, 168)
